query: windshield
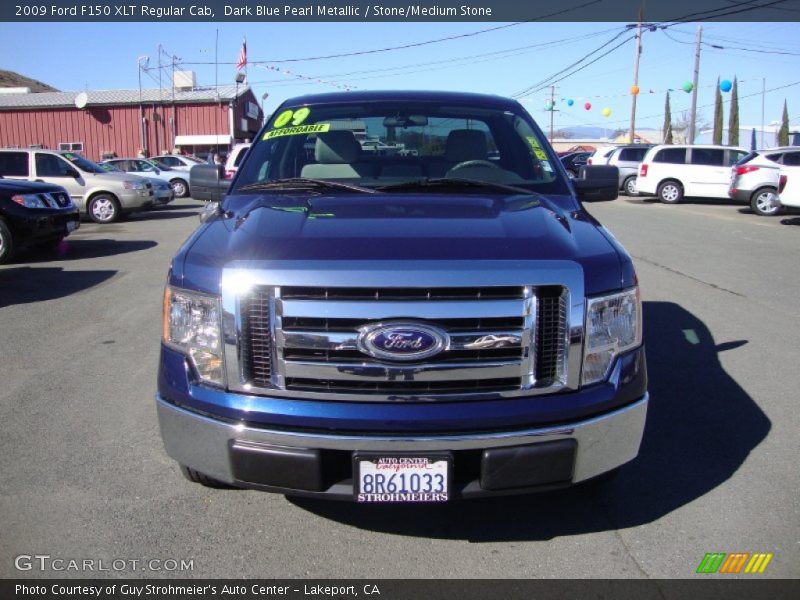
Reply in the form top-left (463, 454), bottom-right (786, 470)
top-left (232, 101), bottom-right (569, 201)
top-left (61, 152), bottom-right (106, 174)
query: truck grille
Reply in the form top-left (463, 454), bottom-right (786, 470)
top-left (238, 284), bottom-right (569, 399)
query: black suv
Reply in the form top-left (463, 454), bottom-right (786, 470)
top-left (0, 178), bottom-right (80, 264)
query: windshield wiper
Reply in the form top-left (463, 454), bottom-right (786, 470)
top-left (236, 177), bottom-right (376, 194)
top-left (376, 177), bottom-right (536, 196)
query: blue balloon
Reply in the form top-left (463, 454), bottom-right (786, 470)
top-left (720, 79), bottom-right (732, 92)
top-left (567, 99), bottom-right (574, 106)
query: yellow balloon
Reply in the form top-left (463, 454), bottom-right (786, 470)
top-left (602, 107), bottom-right (612, 117)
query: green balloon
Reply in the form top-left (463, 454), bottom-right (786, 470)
top-left (682, 81), bottom-right (694, 93)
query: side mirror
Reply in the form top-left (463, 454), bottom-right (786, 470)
top-left (199, 201), bottom-right (223, 223)
top-left (190, 164), bottom-right (230, 202)
top-left (573, 165), bottom-right (618, 202)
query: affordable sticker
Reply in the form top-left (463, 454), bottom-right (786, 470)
top-left (263, 123), bottom-right (331, 140)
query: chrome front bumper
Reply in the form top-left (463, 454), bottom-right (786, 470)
top-left (156, 393), bottom-right (648, 496)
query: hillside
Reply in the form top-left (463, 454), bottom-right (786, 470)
top-left (0, 69), bottom-right (58, 92)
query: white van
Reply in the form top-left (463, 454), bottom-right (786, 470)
top-left (636, 144), bottom-right (749, 203)
top-left (778, 168), bottom-right (800, 209)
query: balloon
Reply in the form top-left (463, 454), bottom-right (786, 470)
top-left (630, 85), bottom-right (640, 96)
top-left (720, 79), bottom-right (732, 92)
top-left (567, 99), bottom-right (574, 106)
top-left (602, 107), bottom-right (612, 117)
top-left (545, 101), bottom-right (554, 111)
top-left (682, 81), bottom-right (694, 93)
top-left (584, 102), bottom-right (592, 110)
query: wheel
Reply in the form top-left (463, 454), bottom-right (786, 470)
top-left (0, 219), bottom-right (14, 264)
top-left (170, 178), bottom-right (189, 198)
top-left (623, 176), bottom-right (637, 196)
top-left (179, 464), bottom-right (234, 489)
top-left (657, 180), bottom-right (683, 204)
top-left (87, 194), bottom-right (121, 223)
top-left (750, 188), bottom-right (781, 216)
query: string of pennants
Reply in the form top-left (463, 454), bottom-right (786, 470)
top-left (524, 77), bottom-right (744, 117)
top-left (253, 63), bottom-right (357, 91)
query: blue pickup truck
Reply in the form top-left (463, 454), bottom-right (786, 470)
top-left (157, 91), bottom-right (647, 502)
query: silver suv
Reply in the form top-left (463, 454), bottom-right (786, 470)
top-left (606, 145), bottom-right (653, 195)
top-left (0, 149), bottom-right (154, 223)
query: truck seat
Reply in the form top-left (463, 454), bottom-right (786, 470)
top-left (300, 131), bottom-right (371, 179)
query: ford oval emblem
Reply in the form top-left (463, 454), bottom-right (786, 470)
top-left (357, 322), bottom-right (449, 362)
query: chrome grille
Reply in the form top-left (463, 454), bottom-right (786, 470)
top-left (238, 284), bottom-right (569, 399)
top-left (240, 291), bottom-right (272, 388)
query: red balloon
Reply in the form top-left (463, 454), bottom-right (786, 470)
top-left (584, 102), bottom-right (592, 110)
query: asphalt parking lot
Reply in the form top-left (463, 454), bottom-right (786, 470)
top-left (1, 196), bottom-right (798, 579)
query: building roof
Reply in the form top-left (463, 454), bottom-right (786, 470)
top-left (0, 85), bottom-right (251, 110)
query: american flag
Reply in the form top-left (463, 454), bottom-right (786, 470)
top-left (236, 39), bottom-right (247, 71)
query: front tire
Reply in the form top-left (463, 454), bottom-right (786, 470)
top-left (170, 178), bottom-right (189, 198)
top-left (750, 188), bottom-right (781, 216)
top-left (657, 180), bottom-right (683, 204)
top-left (0, 219), bottom-right (14, 264)
top-left (87, 194), bottom-right (121, 223)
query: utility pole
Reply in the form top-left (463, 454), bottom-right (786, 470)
top-left (688, 25), bottom-right (702, 145)
top-left (137, 56), bottom-right (149, 155)
top-left (629, 5), bottom-right (644, 144)
top-left (549, 85), bottom-right (556, 143)
top-left (761, 77), bottom-right (766, 148)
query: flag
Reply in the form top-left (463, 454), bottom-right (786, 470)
top-left (236, 39), bottom-right (247, 70)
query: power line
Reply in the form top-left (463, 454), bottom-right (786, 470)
top-left (662, 27), bottom-right (800, 56)
top-left (178, 0), bottom-right (603, 65)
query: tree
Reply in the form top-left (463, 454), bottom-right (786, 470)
top-left (663, 92), bottom-right (673, 144)
top-left (728, 77), bottom-right (739, 146)
top-left (672, 110), bottom-right (709, 144)
top-left (713, 77), bottom-right (724, 145)
top-left (778, 100), bottom-right (790, 146)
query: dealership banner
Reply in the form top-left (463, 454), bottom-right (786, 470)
top-left (2, 0), bottom-right (798, 22)
top-left (3, 579), bottom-right (800, 600)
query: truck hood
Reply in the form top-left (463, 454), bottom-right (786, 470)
top-left (175, 192), bottom-right (629, 295)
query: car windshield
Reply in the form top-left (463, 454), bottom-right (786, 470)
top-left (62, 152), bottom-right (106, 174)
top-left (99, 163), bottom-right (122, 172)
top-left (231, 101), bottom-right (569, 202)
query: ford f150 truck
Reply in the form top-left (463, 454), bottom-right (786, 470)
top-left (157, 91), bottom-right (647, 502)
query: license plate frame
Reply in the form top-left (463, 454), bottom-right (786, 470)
top-left (353, 452), bottom-right (452, 503)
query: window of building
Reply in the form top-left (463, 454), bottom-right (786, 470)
top-left (58, 142), bottom-right (84, 152)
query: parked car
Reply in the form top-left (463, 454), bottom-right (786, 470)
top-left (586, 146), bottom-right (617, 166)
top-left (0, 178), bottom-right (80, 263)
top-left (224, 143), bottom-right (251, 180)
top-left (159, 90), bottom-right (647, 502)
top-left (99, 160), bottom-right (174, 206)
top-left (102, 158), bottom-right (188, 199)
top-left (604, 145), bottom-right (653, 195)
top-left (729, 147), bottom-right (800, 216)
top-left (151, 155), bottom-right (203, 196)
top-left (777, 169), bottom-right (799, 210)
top-left (636, 144), bottom-right (749, 203)
top-left (0, 149), bottom-right (154, 223)
top-left (560, 151), bottom-right (592, 178)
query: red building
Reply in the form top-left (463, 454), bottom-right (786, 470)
top-left (0, 84), bottom-right (263, 161)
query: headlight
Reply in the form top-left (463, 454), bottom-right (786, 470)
top-left (582, 287), bottom-right (642, 385)
top-left (123, 180), bottom-right (146, 190)
top-left (12, 193), bottom-right (49, 208)
top-left (163, 286), bottom-right (225, 386)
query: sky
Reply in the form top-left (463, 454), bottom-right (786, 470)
top-left (1, 20), bottom-right (798, 134)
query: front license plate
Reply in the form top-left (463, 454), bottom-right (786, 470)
top-left (354, 455), bottom-right (450, 503)
top-left (66, 220), bottom-right (79, 232)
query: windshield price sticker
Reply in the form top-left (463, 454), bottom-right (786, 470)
top-left (356, 456), bottom-right (449, 503)
top-left (263, 123), bottom-right (331, 140)
top-left (272, 107), bottom-right (311, 128)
